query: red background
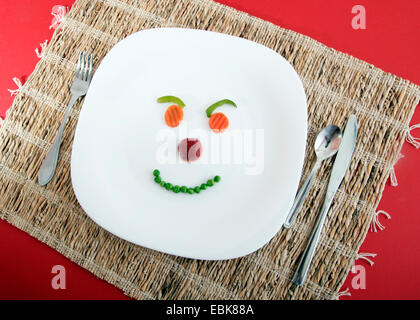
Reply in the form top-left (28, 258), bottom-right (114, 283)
top-left (0, 0), bottom-right (419, 300)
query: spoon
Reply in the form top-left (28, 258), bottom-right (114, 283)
top-left (283, 125), bottom-right (342, 229)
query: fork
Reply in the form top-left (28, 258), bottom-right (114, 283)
top-left (38, 52), bottom-right (94, 186)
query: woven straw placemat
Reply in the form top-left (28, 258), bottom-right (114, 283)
top-left (1, 0), bottom-right (419, 300)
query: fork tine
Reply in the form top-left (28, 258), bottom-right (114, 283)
top-left (76, 52), bottom-right (82, 79)
top-left (87, 54), bottom-right (93, 82)
top-left (79, 52), bottom-right (86, 80)
top-left (83, 52), bottom-right (88, 80)
top-left (84, 52), bottom-right (90, 81)
top-left (75, 52), bottom-right (94, 82)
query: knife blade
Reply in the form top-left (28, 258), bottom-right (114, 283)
top-left (293, 114), bottom-right (358, 286)
top-left (325, 114), bottom-right (358, 196)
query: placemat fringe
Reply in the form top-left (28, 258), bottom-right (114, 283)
top-left (334, 288), bottom-right (351, 300)
top-left (7, 77), bottom-right (23, 97)
top-left (406, 123), bottom-right (420, 149)
top-left (370, 210), bottom-right (391, 233)
top-left (35, 40), bottom-right (48, 59)
top-left (388, 153), bottom-right (405, 187)
top-left (50, 5), bottom-right (69, 30)
top-left (355, 252), bottom-right (377, 266)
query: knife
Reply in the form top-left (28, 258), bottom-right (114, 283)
top-left (293, 114), bottom-right (358, 286)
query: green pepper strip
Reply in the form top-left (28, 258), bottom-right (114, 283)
top-left (205, 99), bottom-right (237, 118)
top-left (157, 96), bottom-right (186, 108)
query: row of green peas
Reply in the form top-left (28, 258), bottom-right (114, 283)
top-left (153, 170), bottom-right (221, 194)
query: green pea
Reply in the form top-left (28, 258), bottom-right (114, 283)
top-left (154, 176), bottom-right (162, 183)
top-left (155, 173), bottom-right (220, 196)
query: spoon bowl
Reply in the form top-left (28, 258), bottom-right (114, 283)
top-left (314, 125), bottom-right (342, 160)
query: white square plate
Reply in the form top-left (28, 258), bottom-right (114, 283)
top-left (71, 28), bottom-right (307, 260)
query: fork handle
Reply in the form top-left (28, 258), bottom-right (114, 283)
top-left (38, 94), bottom-right (79, 186)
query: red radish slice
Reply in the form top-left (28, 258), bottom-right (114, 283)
top-left (178, 138), bottom-right (202, 162)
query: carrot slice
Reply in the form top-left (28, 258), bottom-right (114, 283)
top-left (164, 105), bottom-right (184, 127)
top-left (209, 112), bottom-right (229, 132)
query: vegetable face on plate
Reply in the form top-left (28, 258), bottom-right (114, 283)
top-left (155, 96), bottom-right (237, 195)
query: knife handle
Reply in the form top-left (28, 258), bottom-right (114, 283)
top-left (293, 190), bottom-right (335, 286)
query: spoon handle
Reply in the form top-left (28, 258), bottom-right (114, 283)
top-left (283, 160), bottom-right (321, 229)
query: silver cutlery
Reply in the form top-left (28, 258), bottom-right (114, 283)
top-left (293, 115), bottom-right (358, 286)
top-left (284, 125), bottom-right (342, 229)
top-left (38, 52), bottom-right (94, 186)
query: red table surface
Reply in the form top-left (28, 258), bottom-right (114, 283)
top-left (0, 0), bottom-right (419, 300)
